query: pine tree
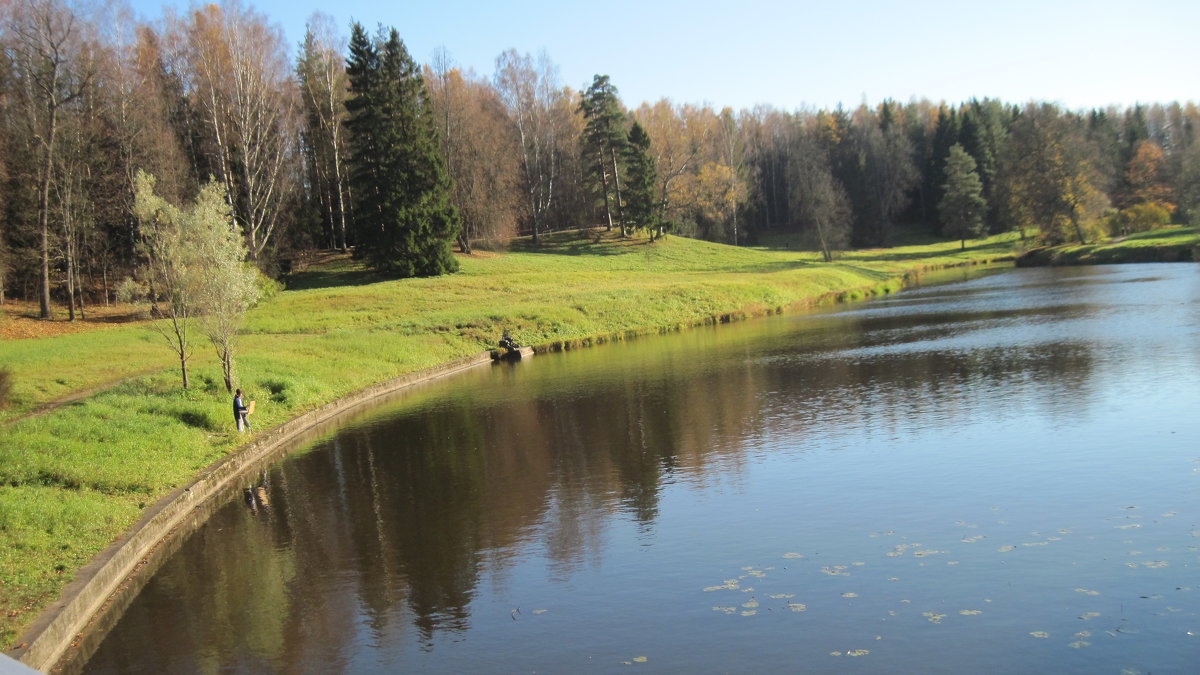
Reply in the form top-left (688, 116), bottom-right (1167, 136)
top-left (345, 24), bottom-right (459, 276)
top-left (939, 144), bottom-right (987, 249)
top-left (925, 106), bottom-right (960, 228)
top-left (622, 122), bottom-right (659, 236)
top-left (579, 75), bottom-right (627, 234)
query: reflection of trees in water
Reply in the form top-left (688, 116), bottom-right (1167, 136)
top-left (261, 319), bottom-right (1095, 649)
top-left (88, 300), bottom-right (1102, 668)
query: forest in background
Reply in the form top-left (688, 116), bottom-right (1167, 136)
top-left (1, 0), bottom-right (1198, 317)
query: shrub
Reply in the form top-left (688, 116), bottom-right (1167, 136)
top-left (254, 268), bottom-right (285, 304)
top-left (1107, 201), bottom-right (1173, 236)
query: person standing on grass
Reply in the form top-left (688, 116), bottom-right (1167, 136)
top-left (234, 388), bottom-right (251, 432)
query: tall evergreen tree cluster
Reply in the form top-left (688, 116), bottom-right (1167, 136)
top-left (1, 0), bottom-right (1199, 312)
top-left (344, 24), bottom-right (459, 277)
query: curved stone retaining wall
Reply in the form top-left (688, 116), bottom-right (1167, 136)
top-left (14, 351), bottom-right (495, 673)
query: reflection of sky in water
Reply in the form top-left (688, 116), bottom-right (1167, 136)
top-left (84, 264), bottom-right (1200, 675)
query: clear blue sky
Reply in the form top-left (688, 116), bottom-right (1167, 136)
top-left (126, 0), bottom-right (1199, 112)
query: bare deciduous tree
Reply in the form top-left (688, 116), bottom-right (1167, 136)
top-left (297, 12), bottom-right (350, 250)
top-left (427, 53), bottom-right (521, 250)
top-left (179, 0), bottom-right (298, 261)
top-left (494, 49), bottom-right (571, 243)
top-left (4, 0), bottom-right (94, 319)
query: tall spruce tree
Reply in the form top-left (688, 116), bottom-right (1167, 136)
top-left (579, 75), bottom-right (627, 234)
top-left (939, 144), bottom-right (987, 249)
top-left (345, 23), bottom-right (459, 276)
top-left (622, 121), bottom-right (659, 236)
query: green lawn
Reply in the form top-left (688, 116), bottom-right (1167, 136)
top-left (0, 229), bottom-right (1020, 646)
top-left (1017, 225), bottom-right (1200, 265)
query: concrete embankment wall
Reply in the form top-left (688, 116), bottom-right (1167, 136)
top-left (14, 351), bottom-right (496, 673)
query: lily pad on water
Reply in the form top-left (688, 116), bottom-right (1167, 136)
top-left (922, 612), bottom-right (946, 624)
top-left (998, 545), bottom-right (1016, 553)
top-left (1074, 588), bottom-right (1100, 596)
top-left (782, 552), bottom-right (805, 559)
top-left (712, 606), bottom-right (737, 614)
top-left (1068, 641), bottom-right (1090, 648)
top-left (959, 610), bottom-right (982, 615)
top-left (768, 593), bottom-right (795, 599)
top-left (1029, 631), bottom-right (1049, 638)
top-left (787, 603), bottom-right (807, 612)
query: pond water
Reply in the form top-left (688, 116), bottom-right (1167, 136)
top-left (83, 264), bottom-right (1200, 674)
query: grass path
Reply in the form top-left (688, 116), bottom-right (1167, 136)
top-left (0, 229), bottom-right (1020, 647)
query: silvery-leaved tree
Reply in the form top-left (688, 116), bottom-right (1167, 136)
top-left (131, 170), bottom-right (258, 391)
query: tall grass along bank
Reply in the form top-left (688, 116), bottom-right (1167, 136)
top-left (0, 230), bottom-right (1018, 652)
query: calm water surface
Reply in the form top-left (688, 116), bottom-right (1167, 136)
top-left (84, 264), bottom-right (1200, 673)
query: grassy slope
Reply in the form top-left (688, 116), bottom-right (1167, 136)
top-left (0, 230), bottom-right (1018, 646)
top-left (1017, 225), bottom-right (1200, 265)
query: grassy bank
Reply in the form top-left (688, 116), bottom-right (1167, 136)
top-left (0, 230), bottom-right (1017, 647)
top-left (1016, 225), bottom-right (1200, 266)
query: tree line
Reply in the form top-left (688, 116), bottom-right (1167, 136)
top-left (2, 0), bottom-right (1199, 318)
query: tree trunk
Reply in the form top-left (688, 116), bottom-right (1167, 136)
top-left (180, 353), bottom-right (190, 390)
top-left (1070, 211), bottom-right (1087, 245)
top-left (598, 149), bottom-right (613, 232)
top-left (66, 243), bottom-right (76, 321)
top-left (609, 145), bottom-right (625, 236)
top-left (38, 106), bottom-right (57, 320)
top-left (816, 217), bottom-right (832, 263)
top-left (221, 348), bottom-right (233, 393)
top-left (333, 139), bottom-right (349, 251)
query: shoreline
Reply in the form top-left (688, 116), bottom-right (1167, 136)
top-left (8, 253), bottom-right (1015, 672)
top-left (13, 351), bottom-right (495, 672)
